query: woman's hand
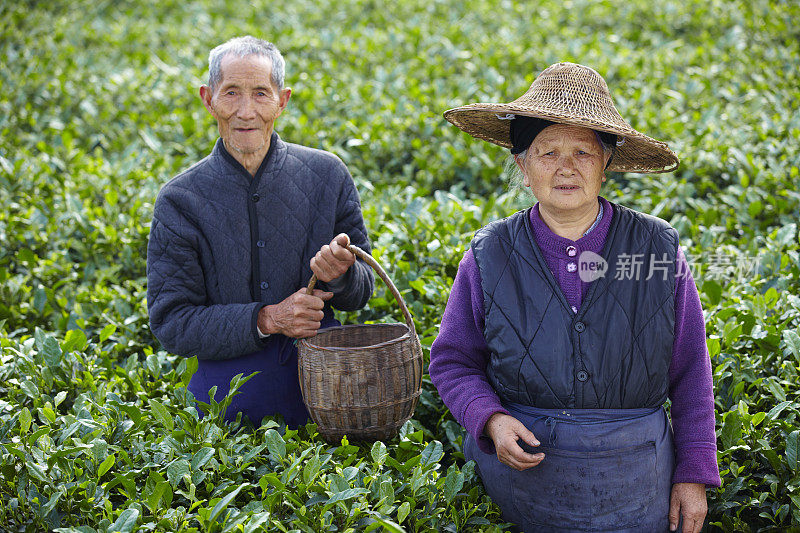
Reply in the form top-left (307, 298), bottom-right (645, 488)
top-left (669, 482), bottom-right (707, 533)
top-left (484, 412), bottom-right (545, 470)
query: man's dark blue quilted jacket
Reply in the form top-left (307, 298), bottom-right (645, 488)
top-left (146, 133), bottom-right (374, 360)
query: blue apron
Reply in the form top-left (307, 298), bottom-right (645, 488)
top-left (464, 403), bottom-right (675, 532)
top-left (189, 317), bottom-right (339, 428)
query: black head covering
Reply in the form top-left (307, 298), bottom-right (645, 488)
top-left (509, 116), bottom-right (555, 154)
top-left (509, 115), bottom-right (618, 168)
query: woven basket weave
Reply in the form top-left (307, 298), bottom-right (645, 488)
top-left (298, 245), bottom-right (423, 442)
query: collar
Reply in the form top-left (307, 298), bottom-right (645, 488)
top-left (529, 196), bottom-right (613, 256)
top-left (583, 201), bottom-right (604, 236)
top-left (213, 132), bottom-right (284, 183)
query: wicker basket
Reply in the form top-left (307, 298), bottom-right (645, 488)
top-left (298, 245), bottom-right (423, 442)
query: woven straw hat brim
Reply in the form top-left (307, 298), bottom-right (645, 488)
top-left (444, 104), bottom-right (679, 173)
top-left (442, 62), bottom-right (679, 173)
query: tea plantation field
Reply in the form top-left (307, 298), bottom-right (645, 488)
top-left (1, 0), bottom-right (799, 531)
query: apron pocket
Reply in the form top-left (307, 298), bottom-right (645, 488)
top-left (510, 441), bottom-right (657, 531)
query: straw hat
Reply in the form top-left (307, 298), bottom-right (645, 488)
top-left (443, 62), bottom-right (679, 173)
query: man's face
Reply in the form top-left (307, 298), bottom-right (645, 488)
top-left (201, 54), bottom-right (291, 157)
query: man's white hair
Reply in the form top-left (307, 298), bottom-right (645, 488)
top-left (207, 36), bottom-right (285, 91)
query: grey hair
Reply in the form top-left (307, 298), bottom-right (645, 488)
top-left (506, 149), bottom-right (528, 192)
top-left (207, 36), bottom-right (285, 91)
top-left (593, 132), bottom-right (615, 164)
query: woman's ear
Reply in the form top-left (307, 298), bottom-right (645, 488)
top-left (603, 149), bottom-right (613, 171)
top-left (514, 154), bottom-right (530, 187)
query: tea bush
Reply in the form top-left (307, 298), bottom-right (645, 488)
top-left (1, 0), bottom-right (799, 531)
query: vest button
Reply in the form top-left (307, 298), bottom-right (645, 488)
top-left (574, 321), bottom-right (585, 332)
top-left (252, 193), bottom-right (260, 202)
top-left (260, 281), bottom-right (269, 290)
top-left (577, 370), bottom-right (589, 382)
top-left (257, 240), bottom-right (265, 248)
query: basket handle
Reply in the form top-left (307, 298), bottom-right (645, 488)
top-left (305, 244), bottom-right (416, 335)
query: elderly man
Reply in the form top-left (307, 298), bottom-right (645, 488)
top-left (147, 36), bottom-right (374, 427)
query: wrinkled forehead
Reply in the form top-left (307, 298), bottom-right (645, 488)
top-left (218, 53), bottom-right (274, 84)
top-left (531, 124), bottom-right (601, 148)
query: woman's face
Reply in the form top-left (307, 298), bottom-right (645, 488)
top-left (518, 124), bottom-right (607, 218)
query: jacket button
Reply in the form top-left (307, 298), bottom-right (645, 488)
top-left (566, 262), bottom-right (577, 272)
top-left (577, 370), bottom-right (589, 382)
top-left (252, 193), bottom-right (260, 202)
top-left (574, 321), bottom-right (585, 332)
top-left (257, 240), bottom-right (265, 248)
top-left (566, 245), bottom-right (577, 257)
top-left (260, 281), bottom-right (269, 290)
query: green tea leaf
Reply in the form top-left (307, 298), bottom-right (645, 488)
top-left (119, 404), bottom-right (143, 426)
top-left (443, 465), bottom-right (464, 501)
top-left (98, 454), bottom-right (115, 477)
top-left (110, 508), bottom-right (139, 533)
top-left (767, 401), bottom-right (792, 420)
top-left (721, 411), bottom-right (742, 449)
top-left (702, 280), bottom-right (722, 306)
top-left (787, 431), bottom-right (799, 474)
top-left (20, 380), bottom-right (40, 399)
top-left (41, 335), bottom-right (62, 367)
top-left (148, 399), bottom-right (173, 431)
top-left (398, 501), bottom-right (411, 524)
top-left (242, 511), bottom-right (271, 533)
top-left (209, 484), bottom-right (245, 523)
top-left (191, 447), bottom-right (215, 471)
top-left (181, 356), bottom-right (198, 387)
top-left (42, 406), bottom-right (56, 424)
top-left (789, 493), bottom-right (800, 511)
top-left (40, 490), bottom-right (62, 518)
top-left (364, 515), bottom-right (407, 533)
top-left (379, 479), bottom-right (394, 504)
top-left (167, 459), bottom-right (190, 487)
top-left (325, 488), bottom-right (369, 507)
top-left (144, 472), bottom-right (172, 513)
top-left (420, 440), bottom-right (443, 466)
top-left (776, 223), bottom-right (797, 247)
top-left (146, 354), bottom-right (161, 378)
top-left (259, 472), bottom-right (285, 492)
top-left (53, 391), bottom-right (67, 407)
top-left (62, 329), bottom-right (88, 352)
top-left (765, 379), bottom-right (787, 403)
top-left (783, 330), bottom-right (800, 365)
top-left (26, 461), bottom-right (48, 483)
top-left (303, 455), bottom-right (320, 485)
top-left (264, 429), bottom-right (286, 460)
top-left (99, 324), bottom-right (116, 342)
top-left (371, 441), bottom-right (388, 465)
top-left (19, 407), bottom-right (32, 434)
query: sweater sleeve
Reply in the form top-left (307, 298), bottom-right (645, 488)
top-left (429, 248), bottom-right (508, 454)
top-left (147, 207), bottom-right (265, 361)
top-left (317, 162), bottom-right (374, 311)
top-left (668, 246), bottom-right (721, 487)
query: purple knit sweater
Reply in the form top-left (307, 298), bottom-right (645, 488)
top-left (429, 197), bottom-right (721, 487)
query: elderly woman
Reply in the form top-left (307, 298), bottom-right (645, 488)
top-left (429, 63), bottom-right (721, 533)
